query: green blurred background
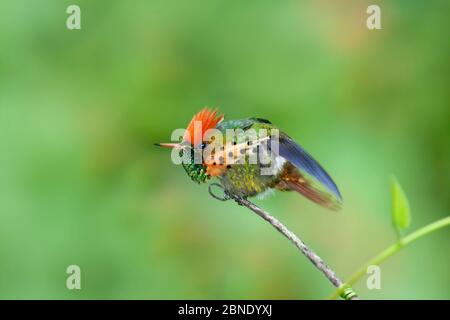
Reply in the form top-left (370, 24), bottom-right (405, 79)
top-left (0, 0), bottom-right (448, 299)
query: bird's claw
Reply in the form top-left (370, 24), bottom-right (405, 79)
top-left (208, 183), bottom-right (249, 205)
top-left (208, 183), bottom-right (230, 201)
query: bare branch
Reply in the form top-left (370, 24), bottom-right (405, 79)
top-left (208, 183), bottom-right (359, 300)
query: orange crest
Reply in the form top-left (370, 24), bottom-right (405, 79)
top-left (183, 108), bottom-right (224, 146)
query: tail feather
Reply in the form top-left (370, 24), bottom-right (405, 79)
top-left (283, 180), bottom-right (341, 210)
top-left (275, 163), bottom-right (341, 210)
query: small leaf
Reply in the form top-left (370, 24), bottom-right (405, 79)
top-left (390, 176), bottom-right (411, 233)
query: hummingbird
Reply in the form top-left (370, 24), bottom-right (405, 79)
top-left (156, 108), bottom-right (342, 209)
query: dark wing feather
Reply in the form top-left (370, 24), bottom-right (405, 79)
top-left (278, 134), bottom-right (342, 201)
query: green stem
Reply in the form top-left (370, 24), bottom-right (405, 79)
top-left (329, 216), bottom-right (450, 300)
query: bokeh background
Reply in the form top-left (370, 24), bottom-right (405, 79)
top-left (0, 0), bottom-right (448, 299)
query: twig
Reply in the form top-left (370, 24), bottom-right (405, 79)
top-left (208, 183), bottom-right (359, 300)
top-left (328, 215), bottom-right (450, 299)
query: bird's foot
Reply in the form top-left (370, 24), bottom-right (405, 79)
top-left (208, 183), bottom-right (249, 205)
top-left (208, 183), bottom-right (230, 201)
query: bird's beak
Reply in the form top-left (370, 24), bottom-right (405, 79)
top-left (154, 142), bottom-right (180, 149)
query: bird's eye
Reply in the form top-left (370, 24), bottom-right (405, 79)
top-left (198, 142), bottom-right (207, 149)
